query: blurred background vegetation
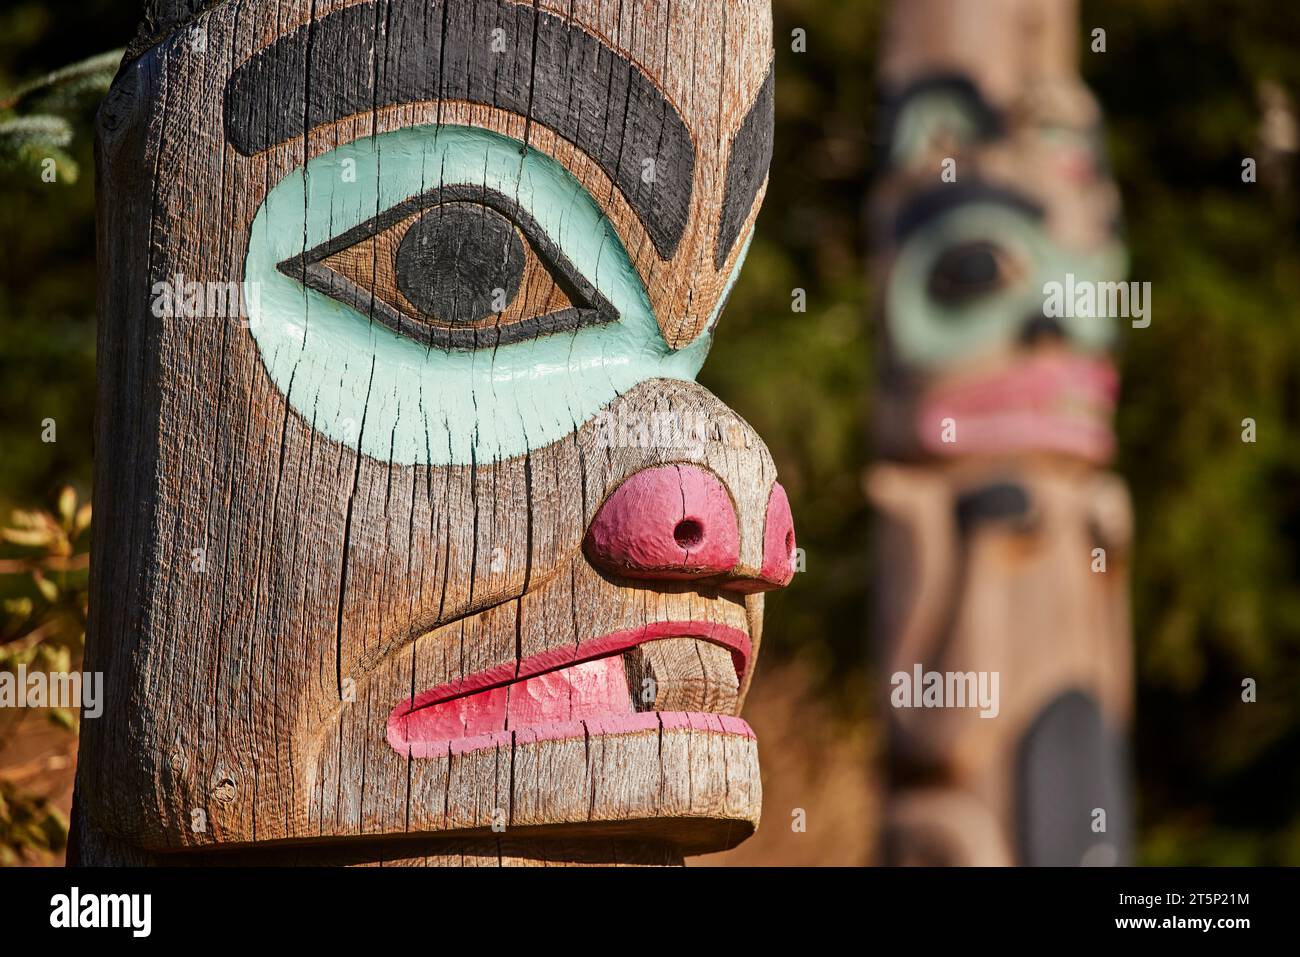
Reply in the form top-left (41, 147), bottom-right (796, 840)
top-left (1, 0), bottom-right (1298, 865)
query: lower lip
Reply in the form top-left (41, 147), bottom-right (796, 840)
top-left (386, 621), bottom-right (753, 758)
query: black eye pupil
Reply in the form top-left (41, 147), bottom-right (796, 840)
top-left (928, 242), bottom-right (1005, 304)
top-left (950, 247), bottom-right (998, 284)
top-left (395, 203), bottom-right (525, 324)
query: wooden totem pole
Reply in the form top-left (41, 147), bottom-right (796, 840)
top-left (866, 0), bottom-right (1134, 865)
top-left (72, 0), bottom-right (791, 866)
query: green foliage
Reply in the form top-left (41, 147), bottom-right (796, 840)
top-left (0, 779), bottom-right (68, 865)
top-left (1083, 0), bottom-right (1300, 866)
top-left (0, 11), bottom-right (121, 864)
top-left (0, 3), bottom-right (131, 518)
top-left (0, 486), bottom-right (90, 864)
top-left (2, 49), bottom-right (123, 112)
top-left (0, 49), bottom-right (121, 184)
top-left (0, 117), bottom-right (75, 183)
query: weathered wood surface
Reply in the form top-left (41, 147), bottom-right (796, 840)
top-left (74, 0), bottom-right (789, 866)
top-left (867, 0), bottom-right (1134, 866)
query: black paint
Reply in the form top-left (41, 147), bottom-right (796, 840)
top-left (1019, 312), bottom-right (1067, 345)
top-left (715, 65), bottom-right (775, 269)
top-left (1016, 690), bottom-right (1131, 866)
top-left (927, 240), bottom-right (1006, 304)
top-left (225, 0), bottom-right (695, 260)
top-left (893, 181), bottom-right (1044, 244)
top-left (954, 481), bottom-right (1032, 534)
top-left (277, 185), bottom-right (618, 351)
top-left (395, 204), bottom-right (525, 325)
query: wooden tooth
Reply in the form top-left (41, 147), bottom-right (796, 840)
top-left (624, 638), bottom-right (739, 714)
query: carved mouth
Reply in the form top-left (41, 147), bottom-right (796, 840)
top-left (386, 621), bottom-right (753, 758)
top-left (917, 353), bottom-right (1118, 463)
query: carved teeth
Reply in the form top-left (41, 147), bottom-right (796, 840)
top-left (624, 637), bottom-right (740, 715)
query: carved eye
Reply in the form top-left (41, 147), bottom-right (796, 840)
top-left (277, 186), bottom-right (618, 349)
top-left (926, 241), bottom-right (1018, 306)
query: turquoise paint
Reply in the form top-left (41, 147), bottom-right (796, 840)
top-left (244, 124), bottom-right (737, 466)
top-left (889, 92), bottom-right (984, 167)
top-left (888, 202), bottom-right (1126, 369)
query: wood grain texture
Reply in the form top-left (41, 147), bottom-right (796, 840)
top-left (625, 637), bottom-right (740, 714)
top-left (75, 0), bottom-right (785, 866)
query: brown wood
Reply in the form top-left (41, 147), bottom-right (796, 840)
top-left (73, 0), bottom-right (787, 866)
top-left (625, 637), bottom-right (741, 714)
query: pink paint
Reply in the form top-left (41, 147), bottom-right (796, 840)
top-left (918, 353), bottom-right (1118, 463)
top-left (387, 621), bottom-right (753, 758)
top-left (394, 656), bottom-right (630, 756)
top-left (759, 482), bottom-right (797, 590)
top-left (403, 713), bottom-right (754, 759)
top-left (723, 481), bottom-right (797, 594)
top-left (584, 465), bottom-right (739, 580)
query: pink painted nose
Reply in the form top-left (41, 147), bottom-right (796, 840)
top-left (584, 465), bottom-right (795, 593)
top-left (757, 481), bottom-right (797, 589)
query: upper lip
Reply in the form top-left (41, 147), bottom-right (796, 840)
top-left (923, 353), bottom-right (1118, 416)
top-left (917, 352), bottom-right (1118, 460)
top-left (389, 619), bottom-right (751, 722)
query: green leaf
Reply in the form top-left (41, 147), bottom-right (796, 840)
top-left (73, 501), bottom-right (92, 537)
top-left (0, 114), bottom-right (73, 150)
top-left (0, 49), bottom-right (123, 112)
top-left (56, 486), bottom-right (76, 527)
top-left (1, 526), bottom-right (53, 548)
top-left (33, 572), bottom-right (59, 604)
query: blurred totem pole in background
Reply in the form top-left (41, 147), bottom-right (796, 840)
top-left (865, 0), bottom-right (1134, 865)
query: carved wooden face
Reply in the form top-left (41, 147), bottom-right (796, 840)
top-left (869, 463), bottom-right (1133, 865)
top-left (869, 35), bottom-right (1127, 464)
top-left (82, 0), bottom-right (791, 857)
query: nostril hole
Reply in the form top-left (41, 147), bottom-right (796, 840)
top-left (785, 530), bottom-right (795, 558)
top-left (673, 519), bottom-right (704, 549)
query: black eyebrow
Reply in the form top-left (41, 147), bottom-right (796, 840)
top-left (715, 64), bottom-right (774, 269)
top-left (223, 0), bottom-right (695, 260)
top-left (892, 181), bottom-right (1045, 242)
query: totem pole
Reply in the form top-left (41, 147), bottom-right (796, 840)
top-left (72, 0), bottom-right (792, 866)
top-left (866, 0), bottom-right (1134, 865)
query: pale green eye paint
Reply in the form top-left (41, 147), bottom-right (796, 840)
top-left (888, 202), bottom-right (1126, 370)
top-left (243, 124), bottom-right (741, 466)
top-left (889, 94), bottom-right (983, 167)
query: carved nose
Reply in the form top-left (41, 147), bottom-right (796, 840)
top-left (757, 481), bottom-right (797, 589)
top-left (1021, 312), bottom-right (1066, 346)
top-left (584, 466), bottom-right (795, 593)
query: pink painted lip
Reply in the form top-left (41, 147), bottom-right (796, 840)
top-left (386, 621), bottom-right (753, 759)
top-left (918, 353), bottom-right (1118, 463)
